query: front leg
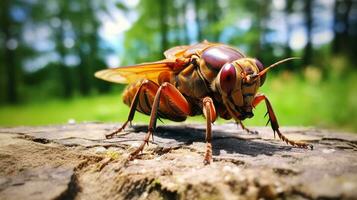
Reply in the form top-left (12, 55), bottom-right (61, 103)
top-left (202, 97), bottom-right (217, 165)
top-left (238, 121), bottom-right (258, 134)
top-left (252, 94), bottom-right (313, 149)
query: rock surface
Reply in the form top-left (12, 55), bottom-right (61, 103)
top-left (0, 123), bottom-right (357, 200)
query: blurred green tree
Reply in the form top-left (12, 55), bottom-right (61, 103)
top-left (0, 0), bottom-right (22, 103)
top-left (1, 0), bottom-right (357, 104)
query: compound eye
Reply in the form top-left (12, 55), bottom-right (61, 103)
top-left (255, 59), bottom-right (264, 71)
top-left (255, 58), bottom-right (266, 86)
top-left (220, 63), bottom-right (236, 94)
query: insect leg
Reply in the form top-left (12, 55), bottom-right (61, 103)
top-left (202, 97), bottom-right (217, 165)
top-left (129, 82), bottom-right (191, 160)
top-left (252, 94), bottom-right (313, 149)
top-left (238, 121), bottom-right (258, 134)
top-left (106, 80), bottom-right (158, 139)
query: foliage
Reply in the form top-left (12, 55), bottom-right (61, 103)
top-left (0, 0), bottom-right (356, 131)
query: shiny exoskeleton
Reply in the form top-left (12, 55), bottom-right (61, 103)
top-left (95, 41), bottom-right (313, 164)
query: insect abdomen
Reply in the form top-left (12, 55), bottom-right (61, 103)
top-left (122, 80), bottom-right (158, 115)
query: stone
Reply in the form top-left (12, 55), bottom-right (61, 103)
top-left (0, 167), bottom-right (75, 200)
top-left (0, 123), bottom-right (356, 199)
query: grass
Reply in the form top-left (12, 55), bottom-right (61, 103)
top-left (0, 72), bottom-right (356, 132)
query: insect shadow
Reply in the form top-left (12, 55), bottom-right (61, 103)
top-left (131, 125), bottom-right (292, 157)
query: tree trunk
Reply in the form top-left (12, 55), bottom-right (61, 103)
top-left (182, 2), bottom-right (190, 44)
top-left (57, 2), bottom-right (72, 98)
top-left (303, 0), bottom-right (313, 66)
top-left (78, 51), bottom-right (90, 96)
top-left (252, 0), bottom-right (269, 58)
top-left (159, 0), bottom-right (169, 52)
top-left (77, 2), bottom-right (91, 96)
top-left (284, 0), bottom-right (294, 59)
top-left (332, 0), bottom-right (352, 54)
top-left (0, 0), bottom-right (18, 103)
top-left (172, 2), bottom-right (180, 46)
top-left (193, 0), bottom-right (203, 42)
top-left (206, 0), bottom-right (221, 42)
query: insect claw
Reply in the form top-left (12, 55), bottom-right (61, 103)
top-left (158, 117), bottom-right (164, 124)
top-left (203, 159), bottom-right (210, 165)
top-left (264, 111), bottom-right (269, 118)
top-left (128, 155), bottom-right (134, 161)
top-left (265, 119), bottom-right (270, 126)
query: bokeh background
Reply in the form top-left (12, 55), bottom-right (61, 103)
top-left (0, 0), bottom-right (356, 131)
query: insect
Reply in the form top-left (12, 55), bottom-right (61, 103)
top-left (95, 41), bottom-right (313, 164)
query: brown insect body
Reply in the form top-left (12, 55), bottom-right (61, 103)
top-left (123, 43), bottom-right (256, 121)
top-left (95, 41), bottom-right (313, 164)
